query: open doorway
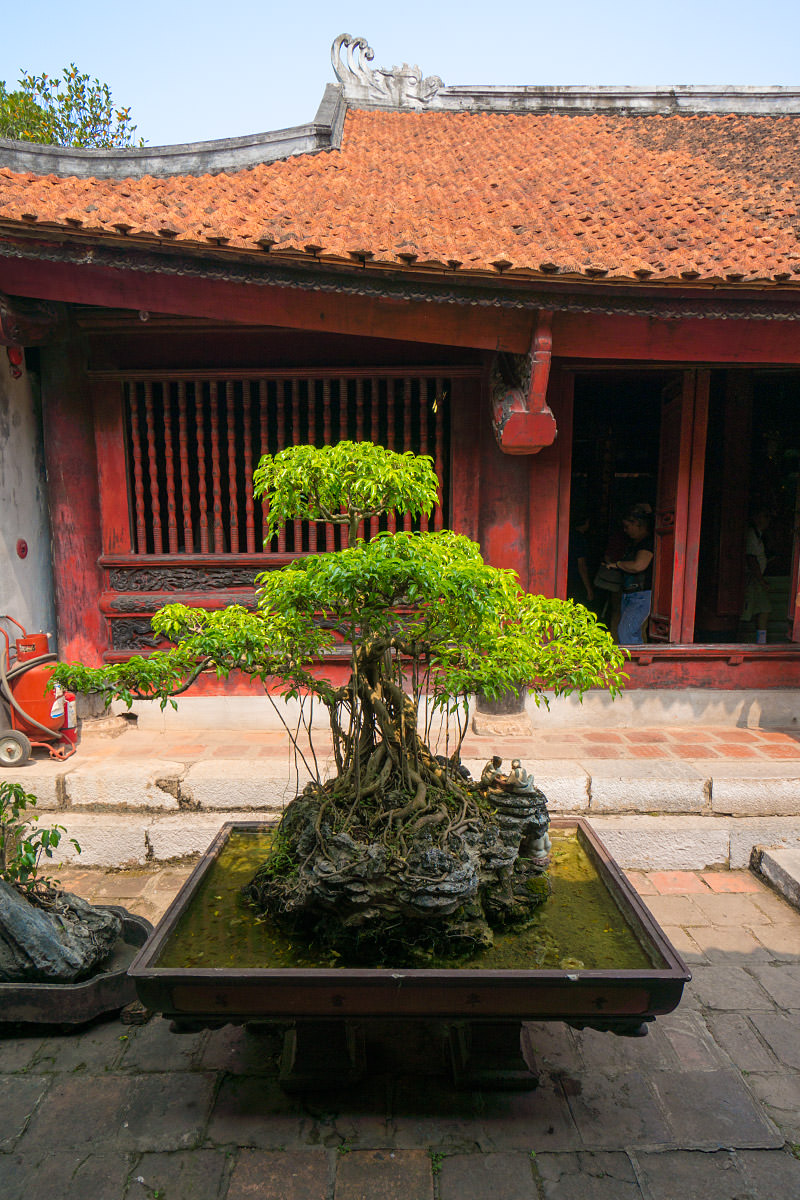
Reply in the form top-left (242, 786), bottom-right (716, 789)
top-left (569, 367), bottom-right (800, 646)
top-left (695, 370), bottom-right (800, 644)
top-left (569, 370), bottom-right (677, 638)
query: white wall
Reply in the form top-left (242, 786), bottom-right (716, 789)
top-left (0, 350), bottom-right (55, 641)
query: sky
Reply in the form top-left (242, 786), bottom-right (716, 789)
top-left (1, 1), bottom-right (799, 147)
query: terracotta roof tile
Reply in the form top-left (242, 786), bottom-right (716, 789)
top-left (1, 108), bottom-right (799, 282)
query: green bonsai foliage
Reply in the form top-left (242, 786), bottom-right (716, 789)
top-left (255, 440), bottom-right (440, 548)
top-left (0, 781), bottom-right (80, 897)
top-left (54, 441), bottom-right (626, 962)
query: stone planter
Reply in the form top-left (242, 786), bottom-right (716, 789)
top-left (0, 907), bottom-right (153, 1026)
top-left (129, 820), bottom-right (690, 1088)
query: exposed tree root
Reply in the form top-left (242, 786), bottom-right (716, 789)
top-left (243, 738), bottom-right (551, 966)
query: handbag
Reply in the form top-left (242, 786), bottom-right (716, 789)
top-left (593, 564), bottom-right (623, 593)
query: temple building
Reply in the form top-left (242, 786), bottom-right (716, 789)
top-left (2, 36), bottom-right (800, 719)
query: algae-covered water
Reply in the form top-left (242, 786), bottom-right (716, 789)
top-left (156, 828), bottom-right (659, 972)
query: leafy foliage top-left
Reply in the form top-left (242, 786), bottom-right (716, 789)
top-left (0, 65), bottom-right (142, 148)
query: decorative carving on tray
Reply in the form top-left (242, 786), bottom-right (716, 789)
top-left (331, 34), bottom-right (443, 107)
top-left (108, 567), bottom-right (260, 592)
top-left (109, 593), bottom-right (257, 613)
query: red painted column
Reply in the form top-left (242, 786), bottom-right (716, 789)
top-left (92, 378), bottom-right (131, 555)
top-left (477, 374), bottom-right (532, 587)
top-left (527, 366), bottom-right (573, 597)
top-left (449, 377), bottom-right (481, 543)
top-left (41, 333), bottom-right (106, 664)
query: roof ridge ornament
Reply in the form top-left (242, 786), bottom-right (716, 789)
top-left (331, 34), bottom-right (444, 108)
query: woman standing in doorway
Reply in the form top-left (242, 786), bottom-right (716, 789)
top-left (604, 506), bottom-right (654, 645)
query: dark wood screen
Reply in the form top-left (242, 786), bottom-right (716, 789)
top-left (123, 373), bottom-right (451, 557)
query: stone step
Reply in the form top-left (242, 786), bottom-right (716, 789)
top-left (10, 756), bottom-right (799, 816)
top-left (40, 809), bottom-right (800, 871)
top-left (751, 845), bottom-right (800, 911)
top-left (48, 811), bottom-right (278, 868)
top-left (589, 814), bottom-right (800, 870)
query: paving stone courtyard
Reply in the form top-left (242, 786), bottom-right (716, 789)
top-left (2, 862), bottom-right (799, 1199)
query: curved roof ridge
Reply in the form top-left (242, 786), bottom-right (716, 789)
top-left (1, 33), bottom-right (799, 181)
top-left (0, 84), bottom-right (347, 181)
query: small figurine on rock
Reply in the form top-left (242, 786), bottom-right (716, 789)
top-left (480, 755), bottom-right (506, 787)
top-left (496, 758), bottom-right (552, 863)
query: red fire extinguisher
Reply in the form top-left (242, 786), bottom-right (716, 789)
top-left (0, 616), bottom-right (78, 766)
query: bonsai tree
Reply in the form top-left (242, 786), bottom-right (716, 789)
top-left (54, 442), bottom-right (626, 963)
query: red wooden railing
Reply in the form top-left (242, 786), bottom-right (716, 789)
top-left (123, 371), bottom-right (451, 557)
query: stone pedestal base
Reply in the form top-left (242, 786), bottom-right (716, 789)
top-left (275, 1018), bottom-right (539, 1092)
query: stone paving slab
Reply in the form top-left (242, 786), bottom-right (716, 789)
top-left (0, 1075), bottom-right (50, 1151)
top-left (438, 1151), bottom-right (538, 1200)
top-left (703, 1013), bottom-right (782, 1073)
top-left (21, 1072), bottom-right (217, 1152)
top-left (749, 1011), bottom-right (800, 1069)
top-left (334, 1149), bottom-right (433, 1200)
top-left (207, 1075), bottom-right (315, 1149)
top-left (559, 1069), bottom-right (673, 1149)
top-left (746, 961), bottom-right (800, 1008)
top-left (745, 1074), bottom-right (800, 1140)
top-left (689, 925), bottom-right (772, 961)
top-left (634, 1149), bottom-right (753, 1200)
top-left (656, 1009), bottom-right (730, 1071)
top-left (650, 1068), bottom-right (782, 1149)
top-left (738, 1147), bottom-right (800, 1197)
top-left (534, 1151), bottom-right (643, 1200)
top-left (127, 1149), bottom-right (232, 1200)
top-left (751, 920), bottom-right (800, 958)
top-left (226, 1149), bottom-right (331, 1200)
top-left (685, 965), bottom-right (776, 1011)
top-left (0, 1149), bottom-right (132, 1200)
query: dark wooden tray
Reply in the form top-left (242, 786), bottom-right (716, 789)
top-left (129, 820), bottom-right (690, 1030)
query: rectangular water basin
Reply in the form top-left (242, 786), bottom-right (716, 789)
top-left (129, 819), bottom-right (690, 1030)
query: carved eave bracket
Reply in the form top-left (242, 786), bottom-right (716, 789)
top-left (0, 291), bottom-right (59, 347)
top-left (491, 311), bottom-right (557, 454)
top-left (332, 33), bottom-right (444, 108)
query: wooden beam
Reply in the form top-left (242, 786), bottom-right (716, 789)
top-left (0, 255), bottom-right (534, 352)
top-left (554, 310), bottom-right (800, 364)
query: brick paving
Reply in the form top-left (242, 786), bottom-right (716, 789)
top-left (2, 865), bottom-right (800, 1198)
top-left (29, 723), bottom-right (800, 769)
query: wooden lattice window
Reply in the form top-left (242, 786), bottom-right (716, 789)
top-left (123, 373), bottom-right (451, 557)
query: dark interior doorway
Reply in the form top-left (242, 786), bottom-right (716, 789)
top-left (695, 370), bottom-right (800, 643)
top-left (570, 367), bottom-right (800, 646)
top-left (569, 370), bottom-right (677, 634)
